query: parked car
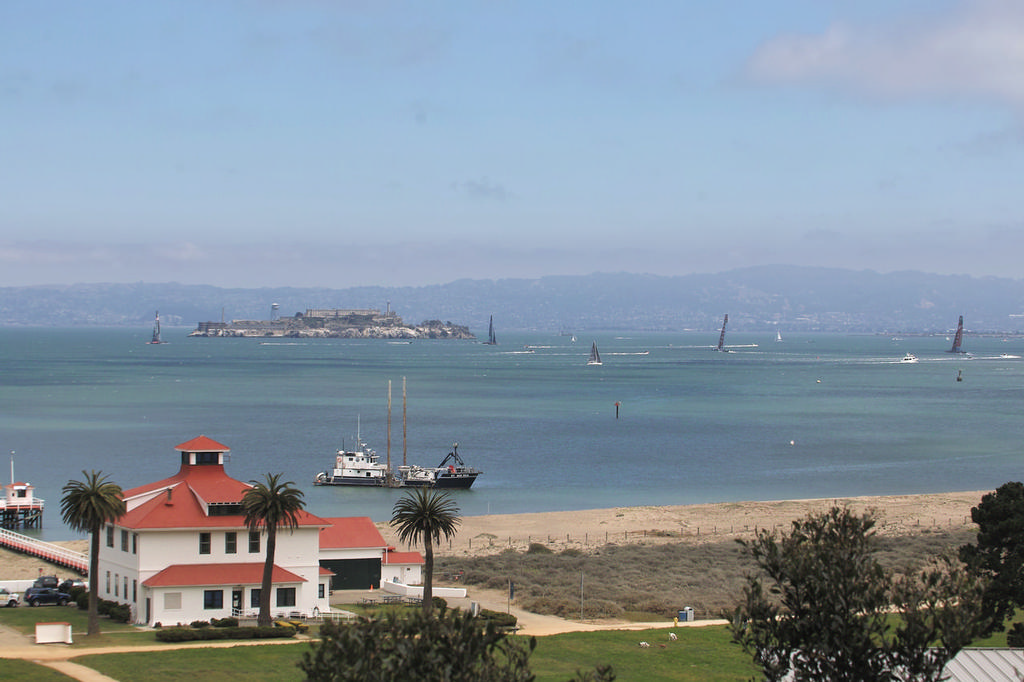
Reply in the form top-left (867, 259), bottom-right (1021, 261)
top-left (32, 575), bottom-right (59, 589)
top-left (24, 587), bottom-right (71, 607)
top-left (58, 579), bottom-right (87, 593)
top-left (0, 588), bottom-right (19, 607)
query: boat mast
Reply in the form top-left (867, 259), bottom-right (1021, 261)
top-left (403, 376), bottom-right (408, 467)
top-left (386, 380), bottom-right (392, 473)
top-left (717, 314), bottom-right (728, 351)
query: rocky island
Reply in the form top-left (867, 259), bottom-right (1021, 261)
top-left (189, 307), bottom-right (475, 340)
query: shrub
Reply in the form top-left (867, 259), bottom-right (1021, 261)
top-left (190, 620), bottom-right (211, 628)
top-left (478, 608), bottom-right (517, 628)
top-left (76, 593), bottom-right (89, 611)
top-left (432, 596), bottom-right (448, 613)
top-left (211, 617), bottom-right (239, 628)
top-left (108, 604), bottom-right (132, 623)
top-left (526, 543), bottom-right (552, 554)
top-left (155, 626), bottom-right (293, 643)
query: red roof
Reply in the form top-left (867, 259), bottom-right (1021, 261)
top-left (319, 517), bottom-right (387, 550)
top-left (175, 435), bottom-right (230, 452)
top-left (142, 563), bottom-right (305, 588)
top-left (383, 550), bottom-right (423, 565)
top-left (119, 485), bottom-right (328, 530)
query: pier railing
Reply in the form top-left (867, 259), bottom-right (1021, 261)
top-left (0, 527), bottom-right (89, 575)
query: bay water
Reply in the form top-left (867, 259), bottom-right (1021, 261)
top-left (2, 327), bottom-right (1021, 541)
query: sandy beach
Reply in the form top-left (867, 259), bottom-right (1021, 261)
top-left (376, 490), bottom-right (986, 557)
top-left (2, 490), bottom-right (986, 579)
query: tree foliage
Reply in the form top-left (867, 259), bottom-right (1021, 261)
top-left (299, 609), bottom-right (614, 682)
top-left (242, 472), bottom-right (306, 627)
top-left (959, 481), bottom-right (1024, 633)
top-left (60, 470), bottom-right (126, 636)
top-left (730, 506), bottom-right (987, 682)
top-left (391, 487), bottom-right (461, 614)
top-left (299, 608), bottom-right (536, 682)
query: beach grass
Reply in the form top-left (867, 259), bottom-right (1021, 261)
top-left (436, 526), bottom-right (978, 619)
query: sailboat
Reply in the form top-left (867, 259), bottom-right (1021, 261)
top-left (484, 315), bottom-right (497, 345)
top-left (147, 311), bottom-right (164, 344)
top-left (587, 341), bottom-right (602, 366)
top-left (716, 314), bottom-right (731, 352)
top-left (776, 329), bottom-right (783, 343)
top-left (946, 315), bottom-right (966, 354)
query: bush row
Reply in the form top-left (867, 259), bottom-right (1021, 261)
top-left (155, 626), bottom-right (296, 642)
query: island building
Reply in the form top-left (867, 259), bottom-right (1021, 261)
top-left (97, 436), bottom-right (422, 626)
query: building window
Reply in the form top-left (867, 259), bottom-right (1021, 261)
top-left (199, 532), bottom-right (211, 555)
top-left (120, 529), bottom-right (129, 552)
top-left (123, 576), bottom-right (128, 601)
top-left (132, 533), bottom-right (138, 554)
top-left (249, 532), bottom-right (260, 553)
top-left (276, 587), bottom-right (296, 608)
top-left (106, 526), bottom-right (114, 548)
top-left (250, 589), bottom-right (261, 609)
top-left (164, 592), bottom-right (182, 610)
top-left (114, 573), bottom-right (119, 597)
top-left (225, 532), bottom-right (237, 554)
top-left (204, 590), bottom-right (224, 609)
top-left (105, 571), bottom-right (111, 594)
top-left (318, 583), bottom-right (325, 599)
top-left (197, 451), bottom-right (219, 465)
top-left (132, 580), bottom-right (137, 602)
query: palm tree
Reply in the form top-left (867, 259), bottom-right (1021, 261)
top-left (391, 486), bottom-right (461, 614)
top-left (60, 470), bottom-right (126, 636)
top-left (242, 473), bottom-right (306, 626)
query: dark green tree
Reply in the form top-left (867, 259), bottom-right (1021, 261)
top-left (298, 608), bottom-right (615, 682)
top-left (959, 481), bottom-right (1024, 633)
top-left (391, 486), bottom-right (461, 614)
top-left (60, 470), bottom-right (126, 636)
top-left (731, 506), bottom-right (987, 682)
top-left (242, 472), bottom-right (306, 627)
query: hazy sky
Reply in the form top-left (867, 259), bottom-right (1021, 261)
top-left (3, 1), bottom-right (1023, 288)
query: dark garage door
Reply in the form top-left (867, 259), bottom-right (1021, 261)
top-left (321, 558), bottom-right (381, 590)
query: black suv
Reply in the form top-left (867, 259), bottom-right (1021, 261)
top-left (24, 587), bottom-right (71, 607)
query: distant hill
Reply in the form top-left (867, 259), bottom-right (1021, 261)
top-left (2, 266), bottom-right (1024, 334)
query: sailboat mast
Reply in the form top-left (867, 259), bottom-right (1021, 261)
top-left (386, 380), bottom-right (392, 473)
top-left (717, 314), bottom-right (728, 350)
top-left (402, 377), bottom-right (408, 467)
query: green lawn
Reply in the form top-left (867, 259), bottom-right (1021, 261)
top-left (2, 605), bottom-right (1018, 682)
top-left (0, 658), bottom-right (78, 681)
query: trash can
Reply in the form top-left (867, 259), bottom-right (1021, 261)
top-left (677, 609), bottom-right (688, 622)
top-left (677, 607), bottom-right (694, 622)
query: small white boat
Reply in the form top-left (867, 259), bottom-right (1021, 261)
top-left (900, 353), bottom-right (919, 364)
top-left (587, 341), bottom-right (602, 366)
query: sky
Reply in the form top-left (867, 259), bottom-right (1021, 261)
top-left (2, 0), bottom-right (1024, 288)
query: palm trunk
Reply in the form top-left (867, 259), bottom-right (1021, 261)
top-left (422, 535), bottom-right (433, 614)
top-left (87, 524), bottom-right (101, 635)
top-left (258, 526), bottom-right (276, 627)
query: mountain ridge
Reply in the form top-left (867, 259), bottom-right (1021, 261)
top-left (2, 266), bottom-right (1022, 334)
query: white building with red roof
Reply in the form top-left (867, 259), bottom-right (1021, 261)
top-left (100, 436), bottom-right (334, 626)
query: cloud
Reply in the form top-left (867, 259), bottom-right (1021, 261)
top-left (452, 177), bottom-right (510, 201)
top-left (745, 0), bottom-right (1024, 108)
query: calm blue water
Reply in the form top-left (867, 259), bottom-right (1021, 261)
top-left (2, 328), bottom-right (1022, 541)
